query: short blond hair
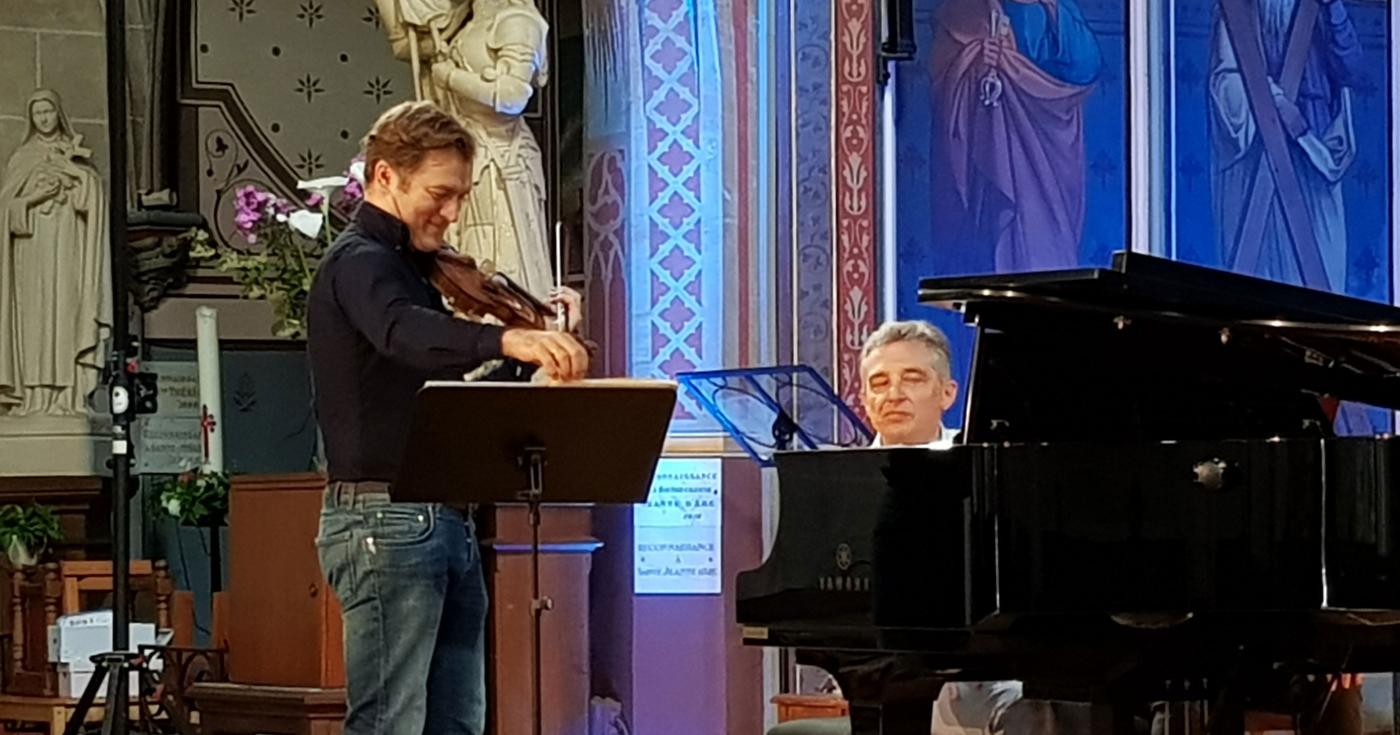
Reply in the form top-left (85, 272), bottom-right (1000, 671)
top-left (362, 101), bottom-right (475, 181)
top-left (859, 320), bottom-right (953, 380)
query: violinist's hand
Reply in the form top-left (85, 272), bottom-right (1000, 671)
top-left (549, 286), bottom-right (583, 331)
top-left (501, 328), bottom-right (589, 381)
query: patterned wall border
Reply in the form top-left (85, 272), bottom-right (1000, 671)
top-left (832, 0), bottom-right (878, 409)
top-left (787, 0), bottom-right (836, 382)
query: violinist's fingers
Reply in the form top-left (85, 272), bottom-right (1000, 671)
top-left (541, 333), bottom-right (576, 380)
top-left (538, 342), bottom-right (567, 379)
top-left (566, 337), bottom-right (589, 379)
top-left (549, 333), bottom-right (587, 381)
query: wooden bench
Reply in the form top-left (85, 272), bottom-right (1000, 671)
top-left (186, 682), bottom-right (344, 735)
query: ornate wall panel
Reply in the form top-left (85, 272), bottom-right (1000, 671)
top-left (630, 0), bottom-right (724, 427)
top-left (178, 1), bottom-right (411, 242)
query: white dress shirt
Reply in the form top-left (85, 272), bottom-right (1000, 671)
top-left (871, 425), bottom-right (958, 451)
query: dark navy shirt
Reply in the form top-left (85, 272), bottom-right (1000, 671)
top-left (307, 202), bottom-right (522, 482)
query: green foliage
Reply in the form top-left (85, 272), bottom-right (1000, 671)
top-left (188, 225), bottom-right (322, 339)
top-left (156, 469), bottom-right (231, 527)
top-left (0, 503), bottom-right (64, 562)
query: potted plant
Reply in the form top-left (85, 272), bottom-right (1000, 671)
top-left (0, 503), bottom-right (65, 567)
top-left (188, 158), bottom-right (363, 339)
top-left (156, 469), bottom-right (232, 527)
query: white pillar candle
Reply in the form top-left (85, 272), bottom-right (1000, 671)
top-left (195, 306), bottom-right (224, 473)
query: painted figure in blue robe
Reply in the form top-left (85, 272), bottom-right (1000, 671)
top-left (930, 0), bottom-right (1103, 273)
top-left (1209, 0), bottom-right (1364, 292)
top-left (1209, 2), bottom-right (1376, 463)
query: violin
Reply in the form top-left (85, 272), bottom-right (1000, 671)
top-left (425, 247), bottom-right (596, 353)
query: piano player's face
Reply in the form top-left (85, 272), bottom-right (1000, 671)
top-left (859, 341), bottom-right (958, 446)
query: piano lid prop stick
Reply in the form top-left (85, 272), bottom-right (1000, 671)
top-left (554, 221), bottom-right (566, 331)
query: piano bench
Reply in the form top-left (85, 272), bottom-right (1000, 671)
top-left (772, 694), bottom-right (848, 723)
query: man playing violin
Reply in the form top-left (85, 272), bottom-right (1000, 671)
top-left (307, 100), bottom-right (588, 735)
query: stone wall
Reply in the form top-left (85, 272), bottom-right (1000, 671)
top-left (0, 1), bottom-right (155, 189)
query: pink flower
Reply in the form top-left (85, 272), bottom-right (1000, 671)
top-left (233, 185), bottom-right (277, 233)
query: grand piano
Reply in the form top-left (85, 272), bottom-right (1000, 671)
top-left (737, 252), bottom-right (1400, 734)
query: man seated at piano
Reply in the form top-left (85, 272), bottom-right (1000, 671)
top-left (859, 320), bottom-right (959, 450)
top-left (771, 320), bottom-right (1079, 735)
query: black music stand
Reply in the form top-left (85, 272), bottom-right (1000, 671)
top-left (392, 379), bottom-right (677, 735)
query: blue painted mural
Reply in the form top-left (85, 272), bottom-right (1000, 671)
top-left (893, 0), bottom-right (1392, 433)
top-left (1168, 0), bottom-right (1392, 433)
top-left (1169, 0), bottom-right (1390, 306)
top-left (894, 0), bottom-right (1126, 425)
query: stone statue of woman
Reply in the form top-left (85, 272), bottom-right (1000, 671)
top-left (0, 89), bottom-right (112, 418)
top-left (377, 0), bottom-right (554, 299)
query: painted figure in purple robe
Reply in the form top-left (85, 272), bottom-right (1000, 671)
top-left (929, 0), bottom-right (1103, 273)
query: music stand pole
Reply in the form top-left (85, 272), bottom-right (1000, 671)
top-left (65, 0), bottom-right (138, 732)
top-left (520, 447), bottom-right (551, 735)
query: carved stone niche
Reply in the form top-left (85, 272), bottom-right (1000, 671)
top-left (128, 210), bottom-right (205, 312)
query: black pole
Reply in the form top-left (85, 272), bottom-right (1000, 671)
top-left (64, 3), bottom-right (143, 732)
top-left (208, 523), bottom-right (221, 592)
top-left (104, 0), bottom-right (132, 730)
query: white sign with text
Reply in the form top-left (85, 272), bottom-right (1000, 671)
top-left (135, 362), bottom-right (203, 474)
top-left (633, 457), bottom-right (723, 595)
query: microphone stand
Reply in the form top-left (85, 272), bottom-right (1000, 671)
top-left (64, 0), bottom-right (139, 731)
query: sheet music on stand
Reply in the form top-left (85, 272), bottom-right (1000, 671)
top-left (676, 365), bottom-right (873, 466)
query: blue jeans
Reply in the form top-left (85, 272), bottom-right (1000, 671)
top-left (315, 482), bottom-right (488, 735)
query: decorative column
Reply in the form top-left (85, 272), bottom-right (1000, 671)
top-left (832, 0), bottom-right (879, 408)
top-left (630, 0), bottom-right (726, 428)
top-left (583, 0), bottom-right (633, 380)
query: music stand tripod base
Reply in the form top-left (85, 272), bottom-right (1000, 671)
top-left (62, 651), bottom-right (142, 735)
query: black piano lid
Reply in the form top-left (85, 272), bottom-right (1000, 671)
top-left (919, 251), bottom-right (1400, 327)
top-left (919, 251), bottom-right (1400, 407)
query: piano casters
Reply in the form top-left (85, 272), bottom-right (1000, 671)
top-left (518, 446), bottom-right (553, 735)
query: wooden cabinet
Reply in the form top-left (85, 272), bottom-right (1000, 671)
top-left (480, 504), bottom-right (600, 735)
top-left (227, 473), bottom-right (343, 688)
top-left (227, 474), bottom-right (601, 735)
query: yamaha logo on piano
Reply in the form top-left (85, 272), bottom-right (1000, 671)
top-left (820, 543), bottom-right (869, 591)
top-left (819, 574), bottom-right (869, 592)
